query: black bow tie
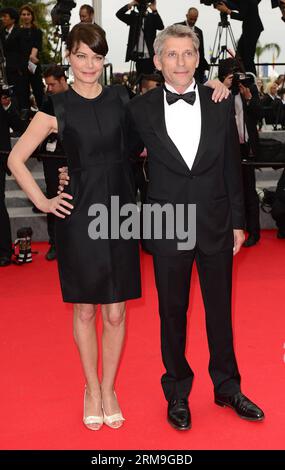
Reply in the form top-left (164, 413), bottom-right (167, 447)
top-left (165, 88), bottom-right (196, 106)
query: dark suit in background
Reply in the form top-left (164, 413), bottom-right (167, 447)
top-left (239, 85), bottom-right (263, 239)
top-left (0, 102), bottom-right (25, 260)
top-left (21, 27), bottom-right (44, 108)
top-left (116, 4), bottom-right (164, 75)
top-left (39, 134), bottom-right (66, 248)
top-left (261, 93), bottom-right (283, 126)
top-left (127, 85), bottom-right (245, 400)
top-left (0, 28), bottom-right (29, 110)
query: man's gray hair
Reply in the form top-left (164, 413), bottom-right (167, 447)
top-left (154, 25), bottom-right (200, 58)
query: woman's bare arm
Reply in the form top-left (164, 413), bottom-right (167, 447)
top-left (8, 112), bottom-right (73, 218)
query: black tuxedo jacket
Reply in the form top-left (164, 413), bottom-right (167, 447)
top-left (177, 22), bottom-right (209, 82)
top-left (127, 85), bottom-right (245, 256)
top-left (0, 26), bottom-right (26, 72)
top-left (116, 4), bottom-right (164, 62)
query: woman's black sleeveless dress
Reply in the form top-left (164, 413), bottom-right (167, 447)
top-left (42, 86), bottom-right (141, 304)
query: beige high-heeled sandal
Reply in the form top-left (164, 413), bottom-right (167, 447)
top-left (83, 387), bottom-right (103, 431)
top-left (103, 410), bottom-right (125, 429)
top-left (102, 392), bottom-right (125, 429)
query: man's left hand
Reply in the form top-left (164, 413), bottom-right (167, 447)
top-left (233, 229), bottom-right (245, 255)
top-left (205, 79), bottom-right (230, 102)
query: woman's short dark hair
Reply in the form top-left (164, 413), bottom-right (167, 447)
top-left (66, 23), bottom-right (108, 56)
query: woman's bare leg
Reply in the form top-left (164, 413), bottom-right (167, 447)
top-left (101, 301), bottom-right (126, 427)
top-left (73, 303), bottom-right (102, 429)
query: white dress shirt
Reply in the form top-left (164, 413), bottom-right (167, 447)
top-left (234, 93), bottom-right (249, 144)
top-left (164, 80), bottom-right (201, 171)
top-left (5, 25), bottom-right (14, 39)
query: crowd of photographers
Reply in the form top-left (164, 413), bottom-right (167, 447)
top-left (0, 1), bottom-right (285, 266)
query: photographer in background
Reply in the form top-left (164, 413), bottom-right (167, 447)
top-left (219, 58), bottom-right (263, 247)
top-left (116, 1), bottom-right (164, 75)
top-left (0, 90), bottom-right (25, 266)
top-left (79, 4), bottom-right (95, 24)
top-left (215, 1), bottom-right (263, 76)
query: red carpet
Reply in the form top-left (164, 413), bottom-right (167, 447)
top-left (0, 230), bottom-right (284, 450)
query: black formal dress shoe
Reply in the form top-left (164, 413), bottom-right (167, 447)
top-left (243, 234), bottom-right (260, 248)
top-left (215, 392), bottom-right (265, 421)
top-left (45, 245), bottom-right (57, 261)
top-left (167, 399), bottom-right (191, 431)
top-left (0, 257), bottom-right (11, 267)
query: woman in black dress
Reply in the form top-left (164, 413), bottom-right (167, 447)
top-left (8, 24), bottom-right (141, 431)
top-left (19, 4), bottom-right (44, 108)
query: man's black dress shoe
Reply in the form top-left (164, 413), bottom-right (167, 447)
top-left (215, 392), bottom-right (264, 421)
top-left (243, 234), bottom-right (260, 248)
top-left (45, 245), bottom-right (57, 261)
top-left (277, 230), bottom-right (285, 239)
top-left (167, 399), bottom-right (191, 431)
top-left (0, 257), bottom-right (11, 267)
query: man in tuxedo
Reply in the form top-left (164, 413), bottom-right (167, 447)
top-left (116, 1), bottom-right (164, 75)
top-left (127, 25), bottom-right (264, 430)
top-left (177, 7), bottom-right (209, 83)
top-left (0, 7), bottom-right (29, 111)
top-left (215, 1), bottom-right (263, 75)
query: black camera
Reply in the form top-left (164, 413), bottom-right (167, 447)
top-left (233, 72), bottom-right (255, 88)
top-left (200, 1), bottom-right (229, 25)
top-left (51, 0), bottom-right (76, 42)
top-left (137, 0), bottom-right (154, 12)
top-left (231, 72), bottom-right (255, 95)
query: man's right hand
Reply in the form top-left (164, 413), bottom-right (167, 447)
top-left (58, 166), bottom-right (69, 194)
top-left (233, 229), bottom-right (245, 256)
